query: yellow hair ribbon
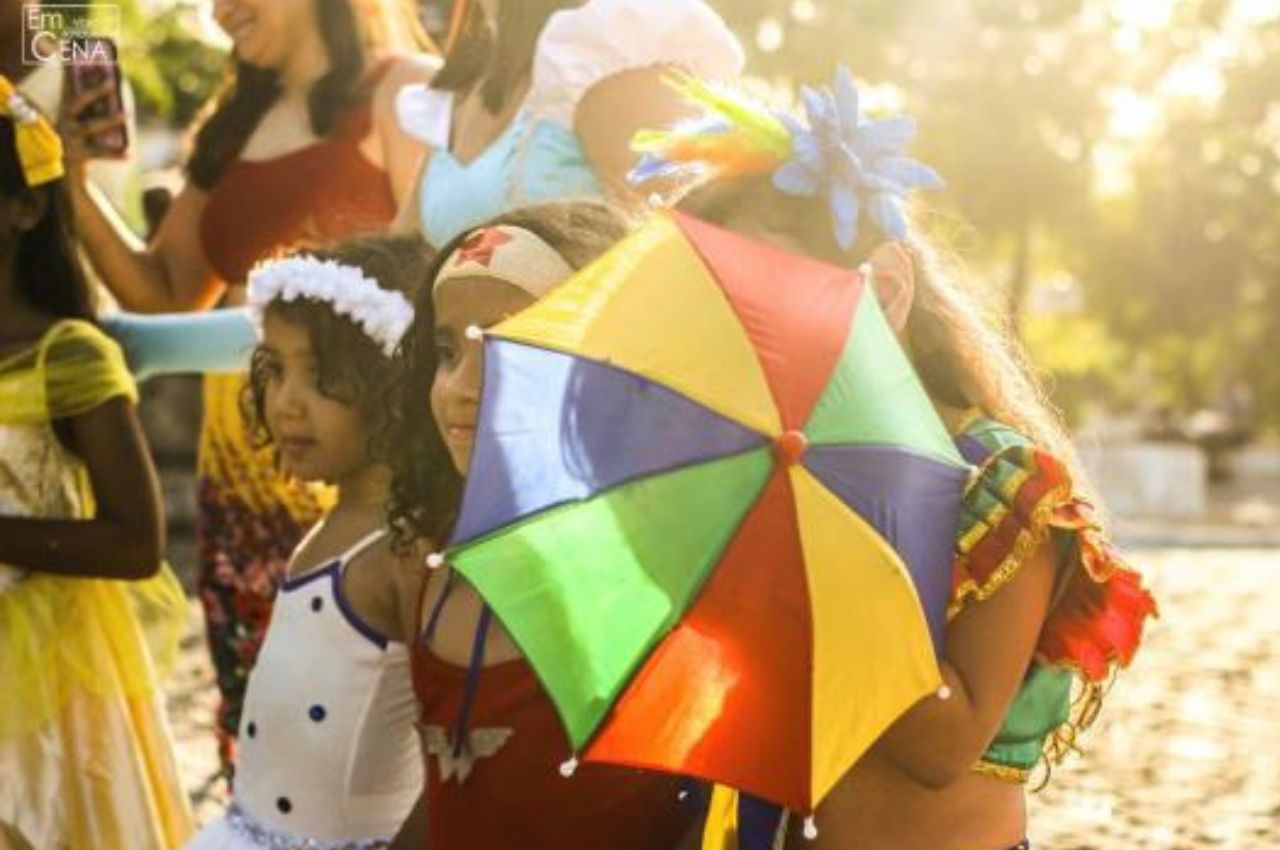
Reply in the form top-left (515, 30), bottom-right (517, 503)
top-left (0, 74), bottom-right (66, 187)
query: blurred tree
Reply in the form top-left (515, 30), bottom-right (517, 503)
top-left (712, 1), bottom-right (1118, 324)
top-left (1072, 7), bottom-right (1280, 425)
top-left (710, 0), bottom-right (1279, 430)
top-left (104, 0), bottom-right (223, 127)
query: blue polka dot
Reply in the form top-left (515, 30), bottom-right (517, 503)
top-left (309, 704), bottom-right (326, 722)
top-left (311, 596), bottom-right (323, 612)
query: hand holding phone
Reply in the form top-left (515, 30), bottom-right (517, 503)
top-left (64, 37), bottom-right (128, 158)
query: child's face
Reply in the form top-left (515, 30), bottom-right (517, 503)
top-left (430, 278), bottom-right (535, 473)
top-left (260, 313), bottom-right (371, 484)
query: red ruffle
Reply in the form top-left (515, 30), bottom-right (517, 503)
top-left (952, 444), bottom-right (1158, 684)
top-left (1037, 520), bottom-right (1157, 682)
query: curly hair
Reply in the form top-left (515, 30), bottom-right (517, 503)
top-left (242, 232), bottom-right (436, 472)
top-left (385, 200), bottom-right (634, 551)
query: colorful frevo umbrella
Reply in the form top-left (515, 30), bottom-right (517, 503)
top-left (446, 210), bottom-right (972, 814)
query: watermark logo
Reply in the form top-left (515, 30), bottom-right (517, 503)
top-left (21, 4), bottom-right (121, 66)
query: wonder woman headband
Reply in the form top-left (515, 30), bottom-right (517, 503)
top-left (434, 226), bottom-right (575, 299)
top-left (629, 66), bottom-right (944, 252)
top-left (0, 75), bottom-right (65, 187)
top-left (247, 255), bottom-right (414, 357)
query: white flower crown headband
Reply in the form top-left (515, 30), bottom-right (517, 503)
top-left (246, 255), bottom-right (414, 357)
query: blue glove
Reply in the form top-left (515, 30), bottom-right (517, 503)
top-left (101, 308), bottom-right (258, 382)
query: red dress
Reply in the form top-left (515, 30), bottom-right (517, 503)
top-left (411, 580), bottom-right (700, 850)
top-left (195, 59), bottom-right (399, 773)
top-left (199, 67), bottom-right (398, 283)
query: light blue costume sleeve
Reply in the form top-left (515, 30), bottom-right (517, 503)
top-left (101, 308), bottom-right (258, 382)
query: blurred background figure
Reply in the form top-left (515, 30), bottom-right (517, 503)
top-left (391, 0), bottom-right (742, 249)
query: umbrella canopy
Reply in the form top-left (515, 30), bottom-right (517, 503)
top-left (446, 210), bottom-right (971, 811)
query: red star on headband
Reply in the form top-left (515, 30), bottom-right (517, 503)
top-left (456, 228), bottom-right (512, 267)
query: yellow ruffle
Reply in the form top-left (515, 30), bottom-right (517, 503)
top-left (0, 319), bottom-right (137, 425)
top-left (972, 759), bottom-right (1031, 783)
top-left (0, 567), bottom-right (193, 849)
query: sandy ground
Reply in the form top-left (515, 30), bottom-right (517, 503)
top-left (163, 546), bottom-right (1280, 848)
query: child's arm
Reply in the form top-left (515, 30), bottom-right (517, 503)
top-left (387, 791), bottom-right (428, 850)
top-left (0, 396), bottom-right (164, 579)
top-left (340, 537), bottom-right (428, 645)
top-left (101, 308), bottom-right (258, 381)
top-left (381, 544), bottom-right (430, 850)
top-left (392, 542), bottom-right (431, 645)
top-left (868, 538), bottom-right (1059, 789)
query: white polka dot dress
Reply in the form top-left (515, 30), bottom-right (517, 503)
top-left (184, 531), bottom-right (421, 850)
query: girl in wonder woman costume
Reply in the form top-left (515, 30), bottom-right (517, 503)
top-left (385, 201), bottom-right (708, 850)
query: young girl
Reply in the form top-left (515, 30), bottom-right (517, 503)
top-left (182, 233), bottom-right (440, 850)
top-left (0, 79), bottom-right (191, 850)
top-left (627, 69), bottom-right (1158, 849)
top-left (385, 201), bottom-right (708, 850)
top-left (62, 0), bottom-right (437, 772)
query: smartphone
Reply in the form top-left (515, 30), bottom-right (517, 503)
top-left (66, 36), bottom-right (128, 156)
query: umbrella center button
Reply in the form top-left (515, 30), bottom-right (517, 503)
top-left (773, 430), bottom-right (809, 467)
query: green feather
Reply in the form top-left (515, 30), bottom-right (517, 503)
top-left (663, 73), bottom-right (793, 159)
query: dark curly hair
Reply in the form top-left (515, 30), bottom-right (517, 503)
top-left (242, 232), bottom-right (436, 472)
top-left (385, 200), bottom-right (634, 551)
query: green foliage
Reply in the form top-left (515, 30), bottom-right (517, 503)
top-left (711, 0), bottom-right (1280, 429)
top-left (109, 0), bottom-right (224, 126)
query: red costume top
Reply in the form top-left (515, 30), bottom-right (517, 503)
top-left (410, 577), bottom-right (700, 850)
top-left (200, 59), bottom-right (398, 285)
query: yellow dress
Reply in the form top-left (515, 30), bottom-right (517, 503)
top-left (0, 320), bottom-right (193, 850)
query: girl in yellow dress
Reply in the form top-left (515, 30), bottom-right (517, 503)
top-left (0, 79), bottom-right (192, 850)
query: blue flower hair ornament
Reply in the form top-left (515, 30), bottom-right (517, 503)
top-left (630, 66), bottom-right (944, 252)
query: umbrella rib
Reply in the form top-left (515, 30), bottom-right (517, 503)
top-left (452, 450), bottom-right (776, 761)
top-left (573, 463), bottom-right (777, 760)
top-left (488, 335), bottom-right (775, 440)
top-left (450, 444), bottom-right (770, 552)
top-left (805, 439), bottom-right (972, 470)
top-left (452, 336), bottom-right (772, 548)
